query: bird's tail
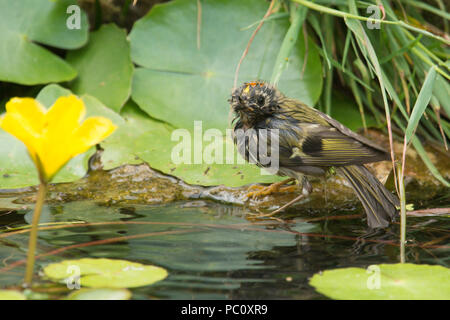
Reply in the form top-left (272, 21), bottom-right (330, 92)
top-left (336, 165), bottom-right (399, 228)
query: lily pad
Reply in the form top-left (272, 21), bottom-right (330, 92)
top-left (43, 258), bottom-right (168, 289)
top-left (67, 24), bottom-right (134, 112)
top-left (0, 290), bottom-right (26, 300)
top-left (129, 0), bottom-right (322, 131)
top-left (0, 84), bottom-right (123, 189)
top-left (0, 0), bottom-right (88, 84)
top-left (309, 263), bottom-right (450, 300)
top-left (66, 288), bottom-right (131, 300)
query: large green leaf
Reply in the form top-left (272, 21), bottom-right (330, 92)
top-left (67, 24), bottom-right (134, 112)
top-left (44, 258), bottom-right (168, 289)
top-left (0, 290), bottom-right (26, 300)
top-left (129, 0), bottom-right (322, 131)
top-left (66, 288), bottom-right (131, 300)
top-left (309, 263), bottom-right (450, 300)
top-left (0, 0), bottom-right (89, 84)
top-left (0, 85), bottom-right (123, 189)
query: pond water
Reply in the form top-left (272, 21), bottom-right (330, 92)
top-left (0, 191), bottom-right (448, 299)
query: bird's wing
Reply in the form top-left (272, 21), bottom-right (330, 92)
top-left (314, 108), bottom-right (388, 154)
top-left (278, 123), bottom-right (389, 167)
top-left (281, 98), bottom-right (389, 154)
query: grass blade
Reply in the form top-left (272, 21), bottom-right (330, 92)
top-left (405, 65), bottom-right (437, 143)
top-left (271, 5), bottom-right (307, 85)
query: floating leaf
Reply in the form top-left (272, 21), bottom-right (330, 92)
top-left (66, 288), bottom-right (131, 300)
top-left (309, 263), bottom-right (450, 300)
top-left (67, 24), bottom-right (134, 112)
top-left (0, 290), bottom-right (26, 300)
top-left (0, 0), bottom-right (88, 84)
top-left (43, 258), bottom-right (168, 288)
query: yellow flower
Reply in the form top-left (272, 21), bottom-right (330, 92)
top-left (0, 95), bottom-right (117, 181)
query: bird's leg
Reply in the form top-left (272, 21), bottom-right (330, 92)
top-left (253, 176), bottom-right (312, 217)
top-left (246, 178), bottom-right (296, 199)
top-left (264, 193), bottom-right (306, 216)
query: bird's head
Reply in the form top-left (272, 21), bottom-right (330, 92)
top-left (230, 81), bottom-right (283, 126)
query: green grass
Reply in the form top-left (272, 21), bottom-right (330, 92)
top-left (271, 0), bottom-right (450, 188)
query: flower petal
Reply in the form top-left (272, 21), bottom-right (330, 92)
top-left (71, 117), bottom-right (117, 156)
top-left (40, 95), bottom-right (87, 179)
top-left (39, 117), bottom-right (116, 180)
top-left (44, 95), bottom-right (86, 135)
top-left (0, 98), bottom-right (46, 163)
top-left (5, 97), bottom-right (46, 133)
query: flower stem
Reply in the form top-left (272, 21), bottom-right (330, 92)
top-left (24, 182), bottom-right (47, 286)
top-left (397, 162), bottom-right (407, 264)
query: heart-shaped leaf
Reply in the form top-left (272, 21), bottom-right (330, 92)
top-left (67, 24), bottom-right (134, 112)
top-left (0, 0), bottom-right (88, 84)
top-left (129, 0), bottom-right (322, 131)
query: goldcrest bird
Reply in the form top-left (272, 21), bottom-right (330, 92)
top-left (230, 81), bottom-right (399, 229)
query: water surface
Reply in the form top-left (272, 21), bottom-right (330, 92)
top-left (0, 193), bottom-right (448, 299)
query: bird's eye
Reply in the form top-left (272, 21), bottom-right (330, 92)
top-left (257, 96), bottom-right (265, 106)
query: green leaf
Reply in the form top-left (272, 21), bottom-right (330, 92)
top-left (67, 24), bottom-right (134, 112)
top-left (271, 5), bottom-right (308, 84)
top-left (0, 290), bottom-right (26, 300)
top-left (129, 0), bottom-right (322, 132)
top-left (309, 263), bottom-right (450, 300)
top-left (411, 136), bottom-right (450, 187)
top-left (433, 74), bottom-right (450, 117)
top-left (0, 85), bottom-right (123, 189)
top-left (307, 13), bottom-right (331, 69)
top-left (405, 66), bottom-right (437, 143)
top-left (0, 0), bottom-right (89, 85)
top-left (44, 258), bottom-right (168, 289)
top-left (66, 288), bottom-right (131, 300)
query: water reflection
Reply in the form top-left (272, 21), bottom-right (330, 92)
top-left (0, 197), bottom-right (448, 299)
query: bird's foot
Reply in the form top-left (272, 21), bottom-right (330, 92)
top-left (260, 177), bottom-right (312, 216)
top-left (246, 178), bottom-right (296, 199)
